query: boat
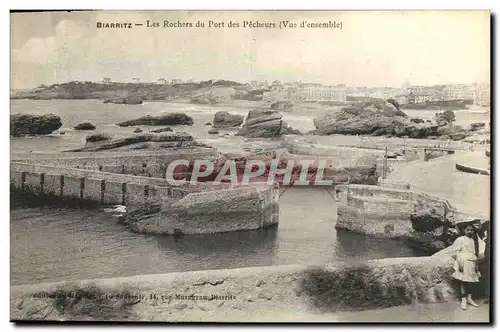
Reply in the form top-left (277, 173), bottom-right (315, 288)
top-left (455, 163), bottom-right (489, 175)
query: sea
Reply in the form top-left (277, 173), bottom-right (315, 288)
top-left (10, 99), bottom-right (489, 286)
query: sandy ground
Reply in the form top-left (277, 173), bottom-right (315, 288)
top-left (386, 150), bottom-right (490, 217)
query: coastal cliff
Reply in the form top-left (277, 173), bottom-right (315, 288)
top-left (10, 80), bottom-right (250, 102)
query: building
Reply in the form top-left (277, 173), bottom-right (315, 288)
top-left (442, 84), bottom-right (474, 101)
top-left (132, 78), bottom-right (140, 84)
top-left (171, 79), bottom-right (183, 85)
top-left (473, 83), bottom-right (490, 107)
top-left (102, 77), bottom-right (111, 84)
top-left (409, 89), bottom-right (444, 103)
top-left (394, 94), bottom-right (410, 105)
top-left (368, 87), bottom-right (396, 100)
top-left (286, 83), bottom-right (347, 102)
top-left (157, 78), bottom-right (167, 85)
top-left (346, 87), bottom-right (369, 98)
top-left (260, 80), bottom-right (269, 89)
top-left (427, 90), bottom-right (444, 102)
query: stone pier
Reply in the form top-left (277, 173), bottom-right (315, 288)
top-left (10, 149), bottom-right (279, 235)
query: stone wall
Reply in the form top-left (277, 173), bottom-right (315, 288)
top-left (10, 162), bottom-right (189, 205)
top-left (11, 162), bottom-right (279, 235)
top-left (11, 149), bottom-right (218, 178)
top-left (335, 185), bottom-right (448, 238)
top-left (10, 256), bottom-right (458, 322)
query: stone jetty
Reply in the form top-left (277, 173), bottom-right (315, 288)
top-left (10, 149), bottom-right (279, 235)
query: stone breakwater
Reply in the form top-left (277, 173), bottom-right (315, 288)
top-left (11, 256), bottom-right (458, 322)
top-left (334, 184), bottom-right (486, 254)
top-left (10, 149), bottom-right (279, 235)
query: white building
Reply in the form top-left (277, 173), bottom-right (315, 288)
top-left (286, 83), bottom-right (347, 102)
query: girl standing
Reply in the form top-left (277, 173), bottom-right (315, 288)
top-left (452, 223), bottom-right (481, 310)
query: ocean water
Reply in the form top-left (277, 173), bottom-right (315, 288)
top-left (14, 99), bottom-right (471, 285)
top-left (10, 99), bottom-right (318, 154)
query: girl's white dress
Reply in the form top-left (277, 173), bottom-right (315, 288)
top-left (452, 235), bottom-right (481, 282)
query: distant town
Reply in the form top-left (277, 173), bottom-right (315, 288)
top-left (100, 77), bottom-right (491, 107)
top-left (12, 76), bottom-right (490, 108)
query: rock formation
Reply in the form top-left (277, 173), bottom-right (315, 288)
top-left (150, 127), bottom-right (173, 133)
top-left (117, 113), bottom-right (194, 127)
top-left (208, 128), bottom-right (219, 134)
top-left (133, 128), bottom-right (143, 133)
top-left (436, 124), bottom-right (468, 141)
top-left (10, 113), bottom-right (62, 136)
top-left (236, 109), bottom-right (301, 138)
top-left (85, 133), bottom-right (113, 143)
top-left (407, 201), bottom-right (457, 254)
top-left (280, 121), bottom-right (302, 135)
top-left (104, 97), bottom-right (143, 105)
top-left (434, 110), bottom-right (456, 125)
top-left (70, 132), bottom-right (203, 152)
top-left (212, 111), bottom-right (244, 128)
top-left (73, 122), bottom-right (96, 130)
top-left (470, 122), bottom-right (486, 131)
top-left (312, 98), bottom-right (478, 140)
top-left (313, 99), bottom-right (409, 136)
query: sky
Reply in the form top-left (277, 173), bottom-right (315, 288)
top-left (10, 10), bottom-right (491, 89)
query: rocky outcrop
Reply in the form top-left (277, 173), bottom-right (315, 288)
top-left (10, 113), bottom-right (62, 136)
top-left (85, 133), bottom-right (113, 143)
top-left (280, 121), bottom-right (302, 135)
top-left (434, 110), bottom-right (455, 125)
top-left (150, 127), bottom-right (173, 133)
top-left (236, 109), bottom-right (283, 138)
top-left (313, 99), bottom-right (409, 136)
top-left (435, 124), bottom-right (471, 141)
top-left (10, 256), bottom-right (458, 322)
top-left (104, 97), bottom-right (142, 105)
top-left (312, 99), bottom-right (479, 140)
top-left (73, 122), bottom-right (96, 130)
top-left (117, 113), bottom-right (194, 127)
top-left (212, 111), bottom-right (244, 128)
top-left (402, 123), bottom-right (440, 139)
top-left (470, 122), bottom-right (486, 131)
top-left (208, 128), bottom-right (219, 134)
top-left (69, 132), bottom-right (199, 152)
top-left (407, 201), bottom-right (457, 254)
top-left (236, 109), bottom-right (301, 138)
top-left (133, 128), bottom-right (143, 133)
